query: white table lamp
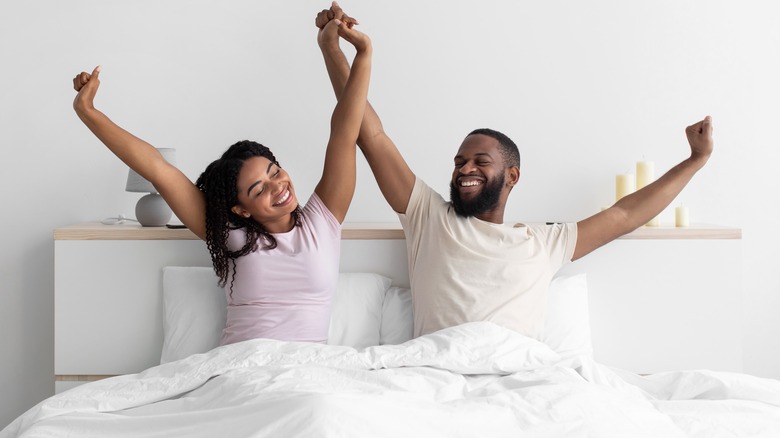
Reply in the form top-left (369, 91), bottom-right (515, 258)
top-left (125, 148), bottom-right (176, 227)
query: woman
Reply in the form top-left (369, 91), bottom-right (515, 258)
top-left (72, 17), bottom-right (371, 346)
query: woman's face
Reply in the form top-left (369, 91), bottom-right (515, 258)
top-left (231, 156), bottom-right (298, 233)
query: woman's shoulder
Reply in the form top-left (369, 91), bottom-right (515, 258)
top-left (300, 193), bottom-right (342, 234)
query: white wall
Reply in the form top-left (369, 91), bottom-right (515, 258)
top-left (1, 0), bottom-right (778, 427)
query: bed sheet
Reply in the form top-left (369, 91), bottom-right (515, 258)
top-left (4, 322), bottom-right (780, 438)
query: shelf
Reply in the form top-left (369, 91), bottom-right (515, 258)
top-left (618, 224), bottom-right (741, 240)
top-left (54, 222), bottom-right (741, 241)
top-left (54, 222), bottom-right (200, 241)
top-left (53, 222), bottom-right (405, 241)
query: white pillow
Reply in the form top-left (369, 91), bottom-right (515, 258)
top-left (376, 278), bottom-right (592, 353)
top-left (327, 273), bottom-right (392, 349)
top-left (379, 286), bottom-right (414, 345)
top-left (160, 268), bottom-right (590, 361)
top-left (161, 266), bottom-right (226, 364)
top-left (541, 273), bottom-right (593, 358)
top-left (161, 268), bottom-right (393, 363)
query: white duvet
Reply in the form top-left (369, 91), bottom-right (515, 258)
top-left (4, 322), bottom-right (780, 437)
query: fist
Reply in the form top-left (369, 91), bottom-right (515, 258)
top-left (315, 2), bottom-right (358, 30)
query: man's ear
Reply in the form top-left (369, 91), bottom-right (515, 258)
top-left (506, 166), bottom-right (520, 187)
top-left (231, 205), bottom-right (250, 218)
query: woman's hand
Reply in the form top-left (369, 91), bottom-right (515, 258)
top-left (72, 65), bottom-right (101, 115)
top-left (335, 19), bottom-right (370, 54)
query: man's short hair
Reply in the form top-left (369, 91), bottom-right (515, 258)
top-left (467, 128), bottom-right (520, 168)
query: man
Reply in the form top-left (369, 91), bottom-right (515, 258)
top-left (315, 3), bottom-right (713, 339)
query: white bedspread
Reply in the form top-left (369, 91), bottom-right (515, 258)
top-left (4, 322), bottom-right (780, 437)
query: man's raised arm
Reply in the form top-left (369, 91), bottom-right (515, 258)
top-left (316, 2), bottom-right (415, 214)
top-left (573, 116), bottom-right (714, 260)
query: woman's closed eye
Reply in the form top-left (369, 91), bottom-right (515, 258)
top-left (254, 169), bottom-right (281, 197)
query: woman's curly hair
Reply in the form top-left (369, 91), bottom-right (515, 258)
top-left (195, 140), bottom-right (301, 289)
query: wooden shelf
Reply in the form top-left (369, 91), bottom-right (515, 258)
top-left (618, 224), bottom-right (741, 240)
top-left (54, 222), bottom-right (198, 240)
top-left (54, 222), bottom-right (740, 241)
top-left (53, 222), bottom-right (406, 241)
top-left (56, 374), bottom-right (114, 382)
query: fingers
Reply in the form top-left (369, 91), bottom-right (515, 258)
top-left (335, 18), bottom-right (349, 34)
top-left (337, 18), bottom-right (361, 32)
top-left (330, 2), bottom-right (344, 20)
top-left (316, 3), bottom-right (359, 33)
top-left (315, 9), bottom-right (330, 29)
top-left (686, 119), bottom-right (703, 135)
top-left (702, 115), bottom-right (713, 134)
top-left (72, 66), bottom-right (101, 92)
top-left (73, 71), bottom-right (89, 91)
top-left (684, 115), bottom-right (714, 157)
top-left (335, 19), bottom-right (369, 48)
top-left (333, 1), bottom-right (359, 27)
top-left (686, 115), bottom-right (713, 136)
top-left (342, 16), bottom-right (358, 29)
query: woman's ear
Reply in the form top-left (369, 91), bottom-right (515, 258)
top-left (231, 205), bottom-right (250, 218)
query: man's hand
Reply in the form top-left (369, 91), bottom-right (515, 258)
top-left (685, 115), bottom-right (714, 165)
top-left (72, 65), bottom-right (101, 114)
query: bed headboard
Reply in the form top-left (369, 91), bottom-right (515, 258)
top-left (53, 222), bottom-right (742, 392)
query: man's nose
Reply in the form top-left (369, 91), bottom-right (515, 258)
top-left (459, 161), bottom-right (478, 174)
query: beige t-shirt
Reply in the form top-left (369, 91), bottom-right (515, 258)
top-left (399, 178), bottom-right (577, 338)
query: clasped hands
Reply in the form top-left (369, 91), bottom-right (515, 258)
top-left (315, 1), bottom-right (358, 30)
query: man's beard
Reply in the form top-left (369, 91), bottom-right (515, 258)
top-left (450, 173), bottom-right (505, 218)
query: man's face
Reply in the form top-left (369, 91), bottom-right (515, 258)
top-left (449, 135), bottom-right (508, 218)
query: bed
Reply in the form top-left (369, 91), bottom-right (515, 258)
top-left (4, 263), bottom-right (780, 437)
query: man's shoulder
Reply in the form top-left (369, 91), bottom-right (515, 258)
top-left (406, 177), bottom-right (450, 213)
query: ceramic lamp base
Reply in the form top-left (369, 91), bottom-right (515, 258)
top-left (135, 193), bottom-right (172, 227)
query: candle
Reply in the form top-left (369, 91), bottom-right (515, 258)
top-left (646, 215), bottom-right (660, 227)
top-left (675, 206), bottom-right (689, 227)
top-left (636, 160), bottom-right (658, 226)
top-left (636, 161), bottom-right (654, 190)
top-left (615, 173), bottom-right (635, 202)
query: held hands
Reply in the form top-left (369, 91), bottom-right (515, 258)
top-left (334, 18), bottom-right (370, 54)
top-left (685, 115), bottom-right (714, 164)
top-left (316, 2), bottom-right (364, 50)
top-left (315, 1), bottom-right (357, 30)
top-left (72, 65), bottom-right (101, 115)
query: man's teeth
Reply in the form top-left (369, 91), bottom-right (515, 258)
top-left (274, 190), bottom-right (290, 205)
top-left (460, 180), bottom-right (482, 187)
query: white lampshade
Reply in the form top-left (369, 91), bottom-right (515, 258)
top-left (125, 148), bottom-right (177, 193)
top-left (126, 148), bottom-right (177, 227)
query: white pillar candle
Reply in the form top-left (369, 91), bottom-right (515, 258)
top-left (675, 206), bottom-right (689, 227)
top-left (636, 161), bottom-right (654, 190)
top-left (615, 173), bottom-right (635, 202)
top-left (646, 215), bottom-right (661, 227)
